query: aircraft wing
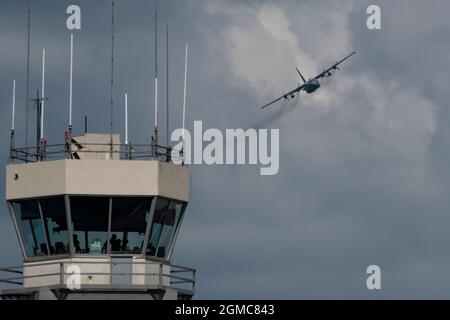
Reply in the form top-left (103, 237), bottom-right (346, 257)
top-left (314, 51), bottom-right (356, 80)
top-left (260, 84), bottom-right (305, 109)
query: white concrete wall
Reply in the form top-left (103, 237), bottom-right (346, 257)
top-left (6, 159), bottom-right (189, 201)
top-left (132, 258), bottom-right (171, 287)
top-left (23, 258), bottom-right (172, 289)
top-left (23, 260), bottom-right (61, 288)
top-left (23, 258), bottom-right (111, 288)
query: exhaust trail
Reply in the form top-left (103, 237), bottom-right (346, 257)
top-left (252, 95), bottom-right (300, 129)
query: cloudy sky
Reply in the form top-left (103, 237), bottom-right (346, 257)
top-left (1, 0), bottom-right (450, 299)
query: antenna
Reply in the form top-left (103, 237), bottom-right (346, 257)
top-left (35, 90), bottom-right (41, 158)
top-left (110, 0), bottom-right (115, 158)
top-left (125, 93), bottom-right (128, 145)
top-left (182, 44), bottom-right (188, 142)
top-left (10, 80), bottom-right (16, 158)
top-left (40, 48), bottom-right (46, 141)
top-left (69, 33), bottom-right (74, 135)
top-left (151, 2), bottom-right (159, 158)
top-left (125, 93), bottom-right (132, 159)
top-left (153, 3), bottom-right (159, 143)
top-left (166, 24), bottom-right (169, 147)
top-left (11, 80), bottom-right (16, 132)
top-left (65, 33), bottom-right (75, 159)
top-left (25, 0), bottom-right (31, 148)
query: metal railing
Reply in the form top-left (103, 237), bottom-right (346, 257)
top-left (0, 260), bottom-right (195, 295)
top-left (9, 142), bottom-right (184, 164)
top-left (0, 266), bottom-right (23, 286)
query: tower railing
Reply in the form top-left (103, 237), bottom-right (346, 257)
top-left (9, 142), bottom-right (183, 164)
top-left (0, 260), bottom-right (195, 296)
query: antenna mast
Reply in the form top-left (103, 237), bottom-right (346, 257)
top-left (69, 33), bottom-right (74, 134)
top-left (155, 4), bottom-right (158, 129)
top-left (25, 0), bottom-right (31, 148)
top-left (11, 80), bottom-right (16, 132)
top-left (125, 93), bottom-right (131, 159)
top-left (40, 48), bottom-right (46, 141)
top-left (110, 0), bottom-right (115, 158)
top-left (152, 3), bottom-right (159, 157)
top-left (182, 44), bottom-right (188, 142)
top-left (125, 93), bottom-right (128, 145)
top-left (66, 33), bottom-right (74, 159)
top-left (166, 24), bottom-right (169, 147)
top-left (10, 80), bottom-right (16, 154)
top-left (35, 90), bottom-right (41, 161)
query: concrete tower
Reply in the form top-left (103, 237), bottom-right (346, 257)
top-left (0, 134), bottom-right (195, 300)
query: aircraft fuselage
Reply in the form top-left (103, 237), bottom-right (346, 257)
top-left (303, 79), bottom-right (320, 94)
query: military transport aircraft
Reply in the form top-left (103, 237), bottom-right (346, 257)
top-left (260, 51), bottom-right (356, 109)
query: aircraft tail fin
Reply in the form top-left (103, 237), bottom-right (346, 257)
top-left (296, 67), bottom-right (306, 83)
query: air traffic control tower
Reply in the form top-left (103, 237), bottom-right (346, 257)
top-left (0, 133), bottom-right (195, 300)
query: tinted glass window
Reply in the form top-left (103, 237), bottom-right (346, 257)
top-left (146, 198), bottom-right (185, 259)
top-left (110, 197), bottom-right (152, 254)
top-left (157, 201), bottom-right (184, 258)
top-left (70, 197), bottom-right (110, 254)
top-left (147, 198), bottom-right (170, 256)
top-left (40, 197), bottom-right (69, 255)
top-left (11, 200), bottom-right (48, 257)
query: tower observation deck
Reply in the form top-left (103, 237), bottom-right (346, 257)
top-left (0, 133), bottom-right (195, 300)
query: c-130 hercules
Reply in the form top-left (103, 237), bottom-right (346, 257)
top-left (260, 51), bottom-right (356, 109)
